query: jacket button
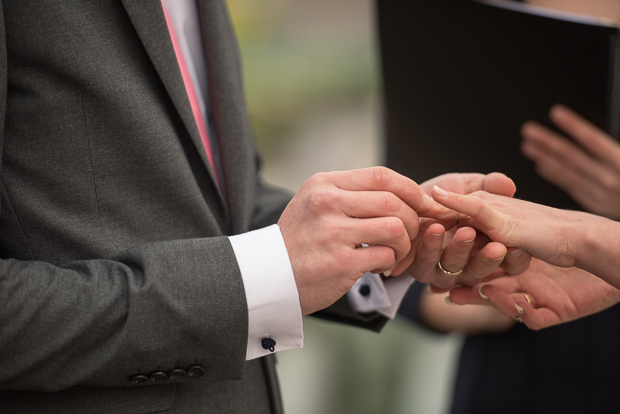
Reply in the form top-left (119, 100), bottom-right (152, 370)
top-left (169, 368), bottom-right (187, 381)
top-left (129, 374), bottom-right (149, 384)
top-left (149, 371), bottom-right (168, 382)
top-left (186, 365), bottom-right (206, 378)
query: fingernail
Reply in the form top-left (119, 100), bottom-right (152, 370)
top-left (463, 237), bottom-right (475, 245)
top-left (423, 194), bottom-right (433, 210)
top-left (433, 185), bottom-right (448, 197)
top-left (424, 284), bottom-right (436, 295)
top-left (510, 249), bottom-right (524, 257)
top-left (431, 232), bottom-right (443, 238)
top-left (445, 296), bottom-right (456, 306)
top-left (478, 288), bottom-right (489, 300)
top-left (515, 303), bottom-right (524, 315)
top-left (383, 270), bottom-right (392, 277)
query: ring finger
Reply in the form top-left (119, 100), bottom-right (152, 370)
top-left (438, 227), bottom-right (477, 274)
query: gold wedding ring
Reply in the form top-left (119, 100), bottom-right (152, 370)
top-left (513, 315), bottom-right (523, 323)
top-left (454, 212), bottom-right (460, 223)
top-left (522, 293), bottom-right (531, 305)
top-left (438, 260), bottom-right (463, 276)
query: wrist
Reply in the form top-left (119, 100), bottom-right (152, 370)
top-left (566, 211), bottom-right (606, 270)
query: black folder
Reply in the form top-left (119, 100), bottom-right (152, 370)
top-left (378, 0), bottom-right (620, 209)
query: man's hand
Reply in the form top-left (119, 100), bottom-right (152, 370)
top-left (278, 167), bottom-right (442, 316)
top-left (447, 259), bottom-right (620, 330)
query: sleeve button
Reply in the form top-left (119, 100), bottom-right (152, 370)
top-left (186, 365), bottom-right (206, 378)
top-left (129, 374), bottom-right (149, 384)
top-left (169, 368), bottom-right (187, 381)
top-left (149, 371), bottom-right (169, 382)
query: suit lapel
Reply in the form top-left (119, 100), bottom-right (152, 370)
top-left (196, 0), bottom-right (257, 235)
top-left (119, 0), bottom-right (228, 217)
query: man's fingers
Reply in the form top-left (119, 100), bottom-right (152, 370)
top-left (336, 190), bottom-right (419, 240)
top-left (352, 216), bottom-right (411, 264)
top-left (392, 219), bottom-right (437, 276)
top-left (353, 245), bottom-right (399, 276)
top-left (325, 167), bottom-right (437, 215)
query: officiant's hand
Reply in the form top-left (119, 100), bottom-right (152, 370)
top-left (522, 104), bottom-right (620, 219)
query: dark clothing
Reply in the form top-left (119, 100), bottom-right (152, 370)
top-left (401, 283), bottom-right (620, 414)
top-left (0, 1), bottom-right (384, 412)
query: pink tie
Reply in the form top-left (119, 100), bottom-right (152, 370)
top-left (161, 2), bottom-right (222, 189)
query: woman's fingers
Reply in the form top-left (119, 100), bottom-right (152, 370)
top-left (500, 247), bottom-right (532, 276)
top-left (431, 186), bottom-right (505, 236)
top-left (439, 227), bottom-right (477, 274)
top-left (406, 223), bottom-right (447, 284)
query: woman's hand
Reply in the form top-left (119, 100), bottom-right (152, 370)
top-left (448, 259), bottom-right (620, 330)
top-left (419, 289), bottom-right (514, 335)
top-left (431, 185), bottom-right (620, 289)
top-left (521, 105), bottom-right (620, 219)
top-left (401, 172), bottom-right (530, 289)
top-left (430, 186), bottom-right (583, 267)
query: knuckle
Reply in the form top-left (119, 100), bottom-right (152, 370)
top-left (305, 189), bottom-right (334, 214)
top-left (339, 246), bottom-right (357, 263)
top-left (383, 217), bottom-right (405, 238)
top-left (309, 171), bottom-right (330, 185)
top-left (369, 166), bottom-right (391, 187)
top-left (380, 192), bottom-right (399, 214)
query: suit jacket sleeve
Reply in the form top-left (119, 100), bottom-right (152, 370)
top-left (0, 1), bottom-right (256, 392)
top-left (0, 0), bottom-right (385, 394)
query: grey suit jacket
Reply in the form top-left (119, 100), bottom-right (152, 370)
top-left (0, 1), bottom-right (386, 413)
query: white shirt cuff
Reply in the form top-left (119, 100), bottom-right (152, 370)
top-left (347, 272), bottom-right (414, 318)
top-left (229, 224), bottom-right (304, 360)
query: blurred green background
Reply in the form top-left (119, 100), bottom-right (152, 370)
top-left (227, 1), bottom-right (463, 413)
